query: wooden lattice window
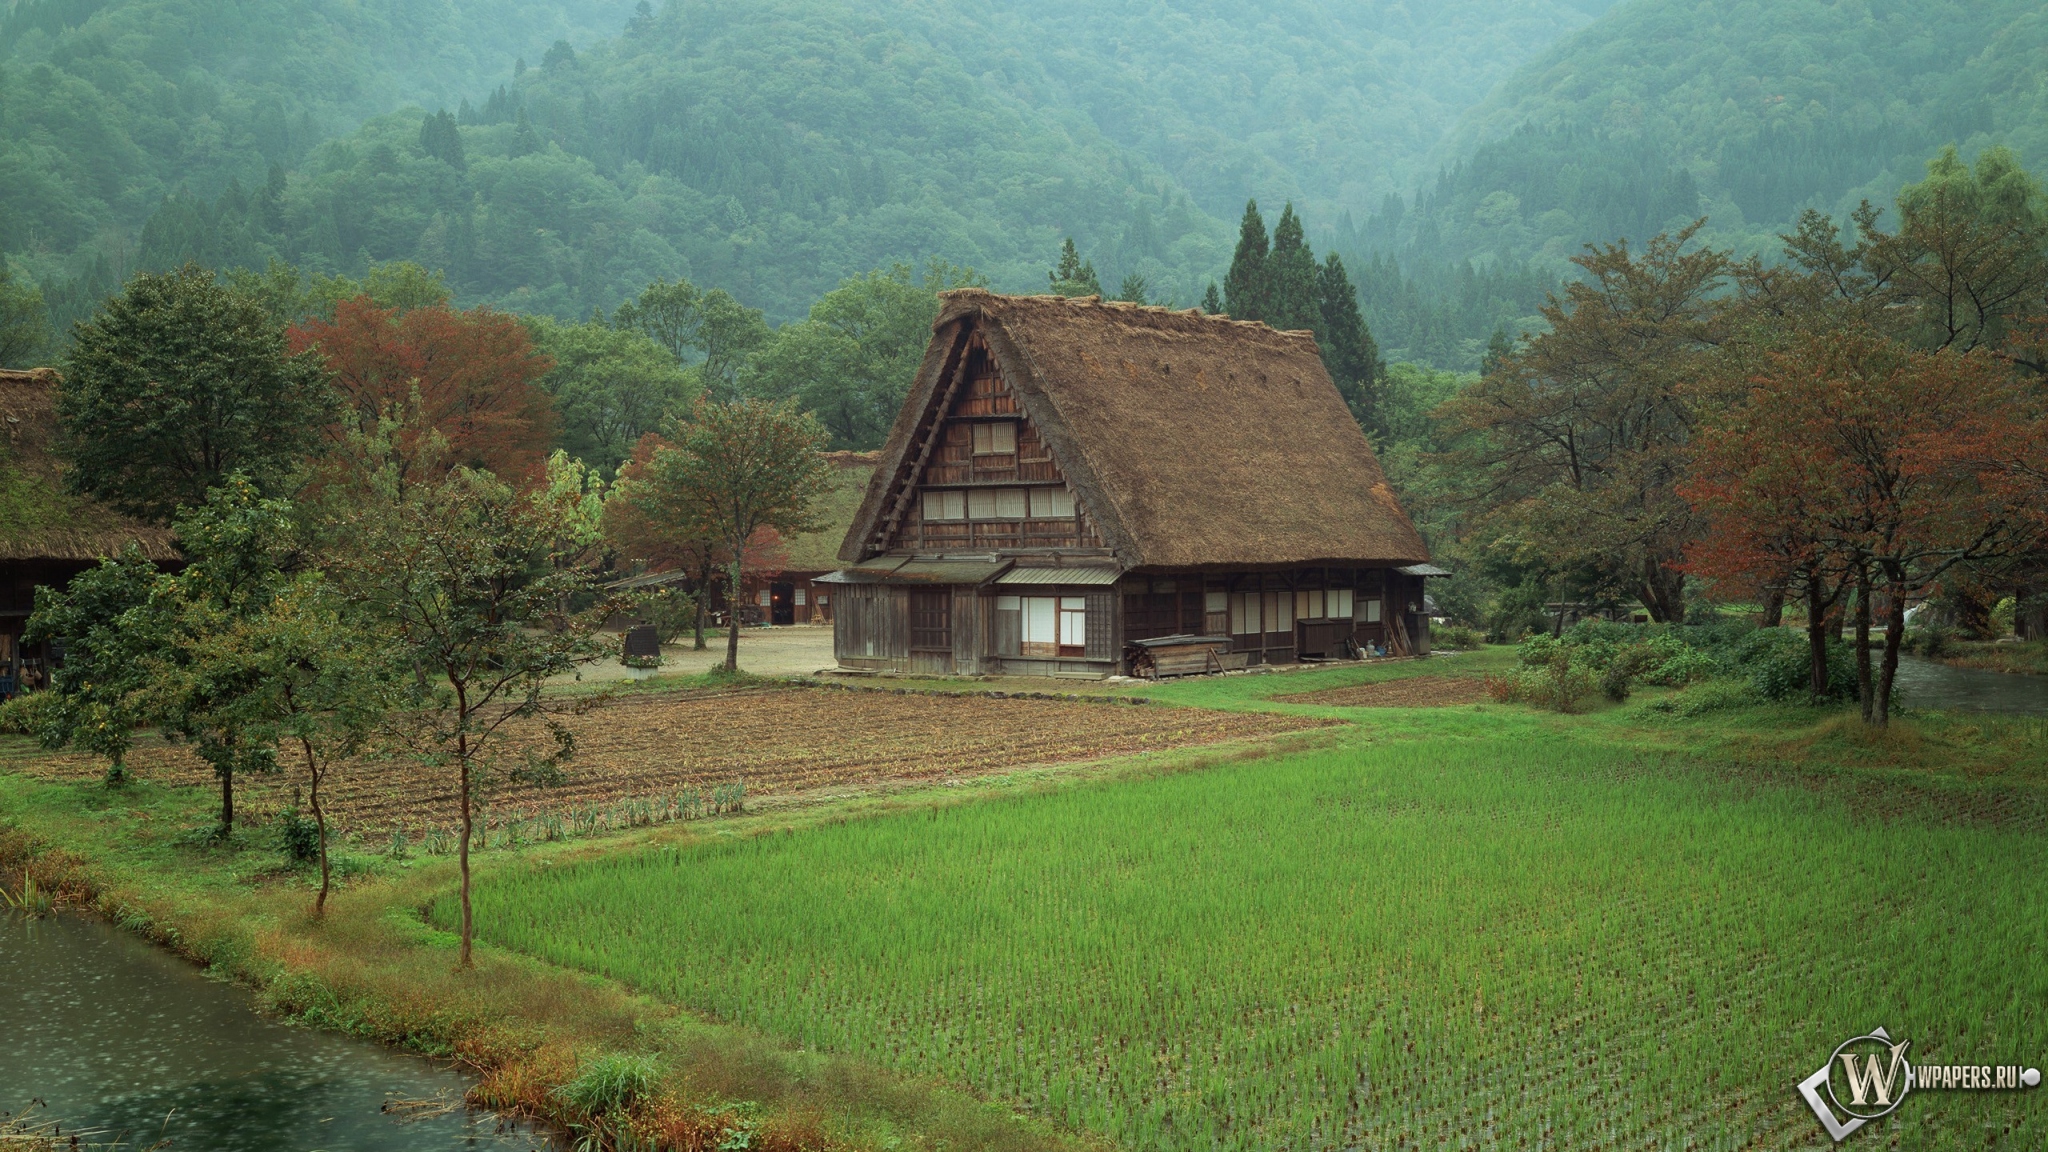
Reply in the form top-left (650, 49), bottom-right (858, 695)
top-left (910, 590), bottom-right (952, 651)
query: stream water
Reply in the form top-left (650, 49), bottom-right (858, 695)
top-left (0, 912), bottom-right (552, 1151)
top-left (1893, 654), bottom-right (2048, 715)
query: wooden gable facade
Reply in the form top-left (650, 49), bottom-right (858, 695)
top-left (827, 291), bottom-right (1438, 678)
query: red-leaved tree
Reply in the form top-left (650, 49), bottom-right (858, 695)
top-left (289, 298), bottom-right (557, 486)
top-left (1689, 331), bottom-right (2030, 723)
top-left (1683, 413), bottom-right (1855, 703)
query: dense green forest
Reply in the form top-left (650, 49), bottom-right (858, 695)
top-left (0, 0), bottom-right (640, 312)
top-left (1333, 0), bottom-right (2048, 364)
top-left (2, 0), bottom-right (1621, 347)
top-left (7, 0), bottom-right (2048, 372)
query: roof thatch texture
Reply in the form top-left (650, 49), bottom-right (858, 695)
top-left (844, 291), bottom-right (1429, 569)
top-left (777, 450), bottom-right (877, 571)
top-left (0, 369), bottom-right (180, 562)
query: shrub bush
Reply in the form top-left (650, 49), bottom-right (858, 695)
top-left (1902, 624), bottom-right (1955, 658)
top-left (1645, 678), bottom-right (1759, 717)
top-left (277, 807), bottom-right (320, 863)
top-left (1739, 628), bottom-right (1856, 702)
top-left (555, 1052), bottom-right (660, 1117)
top-left (1518, 633), bottom-right (1560, 667)
top-left (1432, 624), bottom-right (1483, 650)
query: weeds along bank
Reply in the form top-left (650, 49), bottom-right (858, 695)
top-left (451, 705), bottom-right (2048, 1151)
top-left (0, 747), bottom-right (1134, 1152)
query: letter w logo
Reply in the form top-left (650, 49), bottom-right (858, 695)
top-left (1840, 1041), bottom-right (1911, 1107)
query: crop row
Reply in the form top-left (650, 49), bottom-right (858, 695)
top-left (10, 689), bottom-right (1320, 840)
top-left (456, 734), bottom-right (2048, 1150)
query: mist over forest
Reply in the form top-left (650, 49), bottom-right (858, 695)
top-left (7, 0), bottom-right (2039, 371)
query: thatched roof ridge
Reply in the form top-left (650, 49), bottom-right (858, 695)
top-left (0, 369), bottom-right (181, 563)
top-left (843, 290), bottom-right (1429, 569)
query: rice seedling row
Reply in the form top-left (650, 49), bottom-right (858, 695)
top-left (453, 735), bottom-right (2048, 1150)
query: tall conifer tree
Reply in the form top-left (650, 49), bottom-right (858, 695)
top-left (1048, 238), bottom-right (1102, 297)
top-left (1201, 282), bottom-right (1222, 315)
top-left (1317, 253), bottom-right (1383, 434)
top-left (1222, 200), bottom-right (1268, 321)
top-left (1266, 204), bottom-right (1322, 333)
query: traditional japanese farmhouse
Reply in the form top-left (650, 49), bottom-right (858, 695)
top-left (0, 369), bottom-right (179, 695)
top-left (825, 290), bottom-right (1441, 678)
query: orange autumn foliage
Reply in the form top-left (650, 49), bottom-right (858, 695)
top-left (289, 297), bottom-right (557, 485)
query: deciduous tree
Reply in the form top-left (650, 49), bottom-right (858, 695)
top-left (290, 298), bottom-right (557, 487)
top-left (61, 266), bottom-right (337, 523)
top-left (631, 399), bottom-right (830, 671)
top-left (526, 316), bottom-right (695, 475)
top-left (1694, 331), bottom-right (2031, 723)
top-left (1441, 224), bottom-right (1729, 622)
top-left (143, 476), bottom-right (304, 837)
top-left (7, 547), bottom-right (167, 785)
top-left (0, 260), bottom-right (51, 368)
top-left (338, 462), bottom-right (619, 967)
top-left (739, 261), bottom-right (979, 450)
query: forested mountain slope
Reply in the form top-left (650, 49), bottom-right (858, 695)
top-left (0, 0), bottom-right (638, 311)
top-left (1331, 0), bottom-right (2048, 365)
top-left (5, 0), bottom-right (1624, 330)
top-left (1364, 0), bottom-right (2048, 272)
top-left (841, 0), bottom-right (1622, 228)
top-left (269, 0), bottom-right (1231, 320)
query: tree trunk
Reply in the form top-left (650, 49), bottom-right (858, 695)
top-left (303, 736), bottom-right (331, 919)
top-left (1874, 566), bottom-right (1908, 728)
top-left (692, 588), bottom-right (708, 651)
top-left (1805, 573), bottom-right (1832, 702)
top-left (1947, 582), bottom-right (1995, 639)
top-left (1640, 557), bottom-right (1686, 624)
top-left (455, 683), bottom-right (473, 970)
top-left (1761, 582), bottom-right (1785, 628)
top-left (725, 559), bottom-right (744, 671)
top-left (2021, 593), bottom-right (2048, 642)
top-left (1853, 562), bottom-right (1874, 724)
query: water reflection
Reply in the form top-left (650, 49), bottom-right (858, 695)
top-left (1, 913), bottom-right (551, 1151)
top-left (1892, 655), bottom-right (2048, 716)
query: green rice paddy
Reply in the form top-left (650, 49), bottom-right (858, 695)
top-left (454, 711), bottom-right (2048, 1149)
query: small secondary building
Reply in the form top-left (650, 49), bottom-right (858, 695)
top-left (824, 290), bottom-right (1437, 678)
top-left (610, 450), bottom-right (878, 627)
top-left (739, 450), bottom-right (878, 625)
top-left (0, 370), bottom-right (179, 695)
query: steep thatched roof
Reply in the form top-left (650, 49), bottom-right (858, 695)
top-left (777, 450), bottom-right (877, 571)
top-left (0, 369), bottom-right (180, 563)
top-left (843, 291), bottom-right (1429, 570)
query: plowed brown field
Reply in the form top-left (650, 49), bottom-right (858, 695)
top-left (8, 687), bottom-right (1327, 835)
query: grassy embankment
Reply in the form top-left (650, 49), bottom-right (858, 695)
top-left (5, 651), bottom-right (2046, 1149)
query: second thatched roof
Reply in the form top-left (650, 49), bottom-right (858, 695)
top-left (0, 369), bottom-right (180, 563)
top-left (844, 291), bottom-right (1429, 570)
